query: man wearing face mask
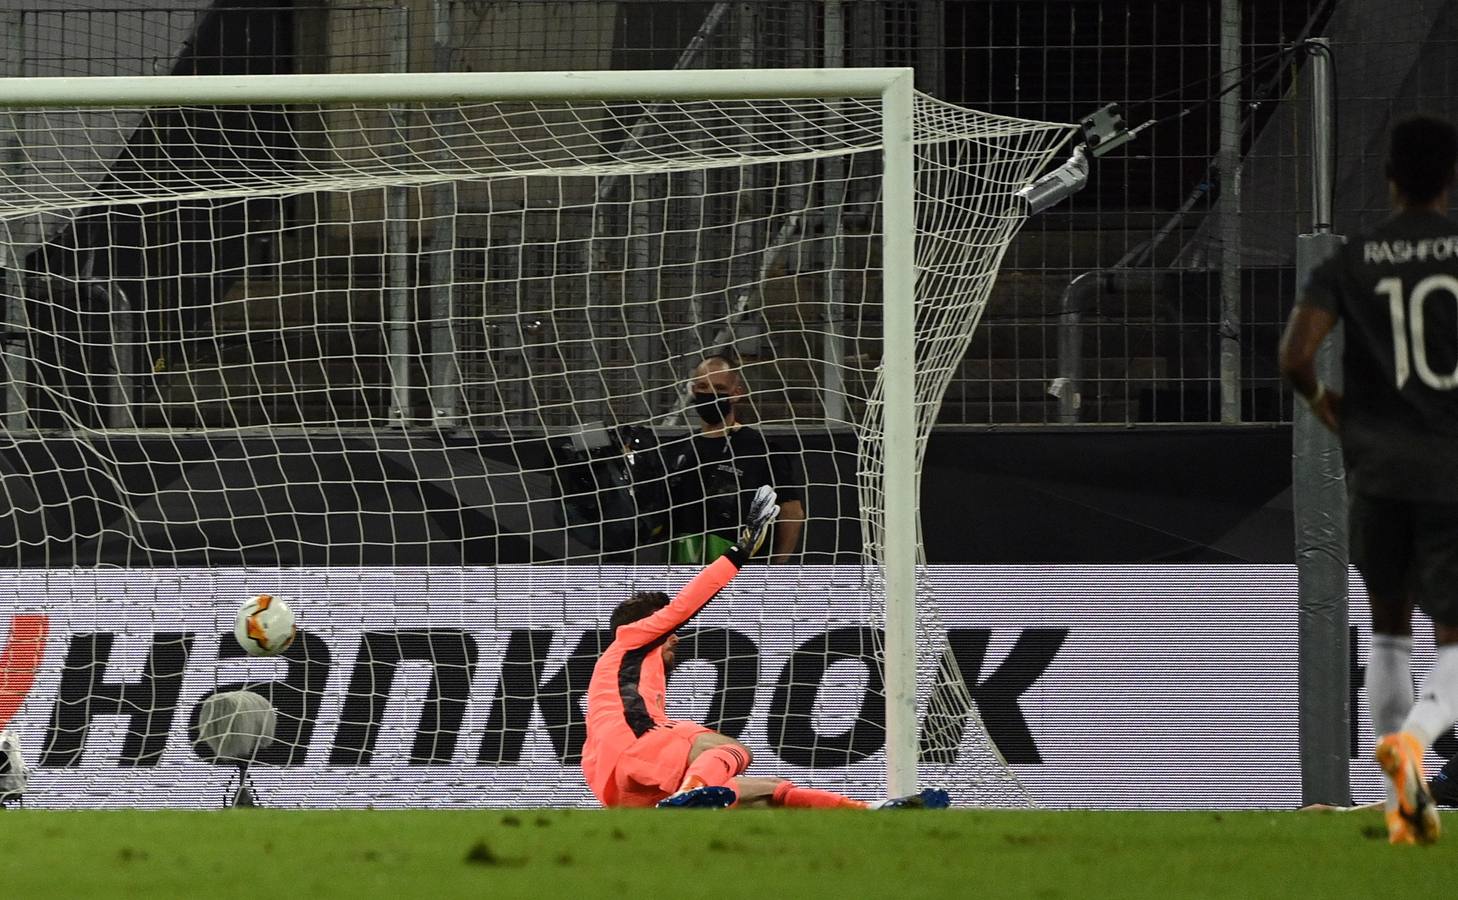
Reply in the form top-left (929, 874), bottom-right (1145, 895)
top-left (665, 354), bottom-right (805, 564)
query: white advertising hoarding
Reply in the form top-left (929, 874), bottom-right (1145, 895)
top-left (0, 565), bottom-right (1440, 809)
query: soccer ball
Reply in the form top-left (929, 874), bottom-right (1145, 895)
top-left (234, 594), bottom-right (297, 657)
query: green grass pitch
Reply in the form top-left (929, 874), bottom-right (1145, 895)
top-left (1, 809), bottom-right (1452, 898)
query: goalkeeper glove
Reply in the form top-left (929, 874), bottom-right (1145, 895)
top-left (737, 485), bottom-right (780, 557)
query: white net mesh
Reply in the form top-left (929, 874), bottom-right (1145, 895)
top-left (0, 77), bottom-right (1072, 808)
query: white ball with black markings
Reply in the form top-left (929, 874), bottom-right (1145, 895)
top-left (234, 594), bottom-right (297, 657)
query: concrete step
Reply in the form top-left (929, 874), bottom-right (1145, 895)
top-left (943, 378), bottom-right (1056, 403)
top-left (983, 271), bottom-right (1068, 318)
top-left (753, 391), bottom-right (1049, 426)
top-left (745, 351), bottom-right (1176, 406)
top-left (1004, 228), bottom-right (1161, 271)
top-left (956, 356), bottom-right (1168, 382)
top-left (136, 391), bottom-right (386, 428)
top-left (141, 345), bottom-right (391, 428)
top-left (969, 320), bottom-right (1172, 359)
top-left (214, 277), bottom-right (384, 328)
top-left (938, 398), bottom-right (1147, 426)
top-left (949, 357), bottom-right (1168, 403)
top-left (984, 269), bottom-right (1208, 321)
top-left (932, 398), bottom-right (1073, 425)
top-left (1054, 398), bottom-right (1143, 425)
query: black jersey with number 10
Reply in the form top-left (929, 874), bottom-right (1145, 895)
top-left (1303, 209), bottom-right (1458, 500)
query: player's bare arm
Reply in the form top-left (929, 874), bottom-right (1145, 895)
top-left (771, 498), bottom-right (805, 564)
top-left (1279, 302), bottom-right (1341, 433)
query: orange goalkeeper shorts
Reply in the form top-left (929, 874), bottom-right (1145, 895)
top-left (605, 720), bottom-right (713, 808)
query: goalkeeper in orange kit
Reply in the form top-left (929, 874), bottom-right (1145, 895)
top-left (581, 484), bottom-right (950, 810)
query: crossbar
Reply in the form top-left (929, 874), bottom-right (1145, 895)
top-left (0, 68), bottom-right (913, 107)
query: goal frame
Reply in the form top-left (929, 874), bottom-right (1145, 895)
top-left (0, 67), bottom-right (922, 796)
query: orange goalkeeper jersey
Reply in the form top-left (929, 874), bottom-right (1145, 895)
top-left (581, 551), bottom-right (744, 802)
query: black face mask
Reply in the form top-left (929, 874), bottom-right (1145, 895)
top-left (691, 392), bottom-right (735, 424)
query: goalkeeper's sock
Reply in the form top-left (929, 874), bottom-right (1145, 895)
top-left (771, 780), bottom-right (867, 809)
top-left (1369, 633), bottom-right (1414, 810)
top-left (1402, 643), bottom-right (1458, 746)
top-left (678, 744), bottom-right (751, 791)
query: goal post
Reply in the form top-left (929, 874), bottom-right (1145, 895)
top-left (0, 69), bottom-right (1074, 808)
top-left (877, 69), bottom-right (919, 797)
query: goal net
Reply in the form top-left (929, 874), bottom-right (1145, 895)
top-left (0, 71), bottom-right (1073, 808)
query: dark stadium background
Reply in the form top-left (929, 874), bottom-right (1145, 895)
top-left (4, 0), bottom-right (1319, 568)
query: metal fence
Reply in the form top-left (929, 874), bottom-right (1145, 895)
top-left (11, 4), bottom-right (404, 77)
top-left (6, 1), bottom-right (1456, 427)
top-left (434, 0), bottom-right (1334, 426)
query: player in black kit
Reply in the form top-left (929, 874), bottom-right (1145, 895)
top-left (1280, 115), bottom-right (1458, 845)
top-left (664, 355), bottom-right (805, 564)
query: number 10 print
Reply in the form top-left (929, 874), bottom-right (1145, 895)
top-left (1378, 274), bottom-right (1458, 389)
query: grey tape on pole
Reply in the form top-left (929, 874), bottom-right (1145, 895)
top-left (1294, 231), bottom-right (1350, 807)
